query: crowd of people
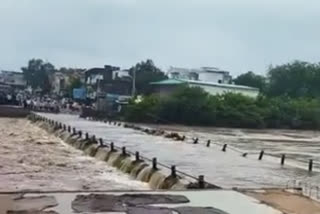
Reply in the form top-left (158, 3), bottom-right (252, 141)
top-left (0, 92), bottom-right (20, 105)
top-left (23, 98), bottom-right (60, 113)
top-left (0, 89), bottom-right (99, 115)
top-left (23, 97), bottom-right (84, 114)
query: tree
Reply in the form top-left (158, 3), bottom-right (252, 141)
top-left (129, 59), bottom-right (167, 95)
top-left (67, 77), bottom-right (83, 96)
top-left (157, 86), bottom-right (215, 125)
top-left (22, 59), bottom-right (55, 93)
top-left (234, 71), bottom-right (267, 92)
top-left (123, 85), bottom-right (320, 129)
top-left (69, 77), bottom-right (83, 90)
top-left (267, 61), bottom-right (319, 98)
top-left (123, 60), bottom-right (320, 129)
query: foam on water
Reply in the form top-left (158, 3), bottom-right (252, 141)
top-left (119, 157), bottom-right (135, 173)
top-left (0, 117), bottom-right (149, 192)
top-left (136, 167), bottom-right (155, 182)
top-left (130, 162), bottom-right (149, 178)
top-left (149, 171), bottom-right (167, 189)
top-left (72, 155), bottom-right (149, 190)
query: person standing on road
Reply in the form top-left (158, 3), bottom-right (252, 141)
top-left (6, 94), bottom-right (12, 104)
top-left (23, 99), bottom-right (27, 108)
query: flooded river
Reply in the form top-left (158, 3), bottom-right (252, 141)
top-left (0, 117), bottom-right (148, 192)
top-left (40, 113), bottom-right (320, 189)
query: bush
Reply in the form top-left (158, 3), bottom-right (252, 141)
top-left (123, 86), bottom-right (320, 129)
top-left (123, 95), bottom-right (160, 122)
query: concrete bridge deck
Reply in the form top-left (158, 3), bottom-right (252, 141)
top-left (0, 190), bottom-right (282, 214)
top-left (0, 105), bottom-right (29, 118)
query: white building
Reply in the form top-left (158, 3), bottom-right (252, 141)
top-left (187, 80), bottom-right (259, 98)
top-left (0, 70), bottom-right (26, 88)
top-left (50, 69), bottom-right (85, 96)
top-left (150, 79), bottom-right (259, 98)
top-left (168, 67), bottom-right (232, 84)
top-left (112, 69), bottom-right (130, 79)
top-left (86, 73), bottom-right (103, 85)
top-left (51, 72), bottom-right (70, 96)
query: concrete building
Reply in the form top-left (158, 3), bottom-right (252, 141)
top-left (50, 72), bottom-right (69, 96)
top-left (85, 65), bottom-right (120, 86)
top-left (113, 69), bottom-right (130, 80)
top-left (150, 79), bottom-right (259, 98)
top-left (168, 66), bottom-right (232, 84)
top-left (50, 69), bottom-right (85, 96)
top-left (0, 70), bottom-right (26, 89)
top-left (0, 83), bottom-right (11, 95)
top-left (85, 66), bottom-right (131, 96)
top-left (85, 65), bottom-right (132, 112)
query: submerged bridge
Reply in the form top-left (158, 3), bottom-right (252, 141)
top-left (38, 113), bottom-right (320, 189)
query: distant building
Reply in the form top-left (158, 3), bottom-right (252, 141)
top-left (85, 65), bottom-right (131, 96)
top-left (85, 65), bottom-right (132, 112)
top-left (51, 72), bottom-right (69, 96)
top-left (150, 79), bottom-right (259, 98)
top-left (50, 68), bottom-right (85, 96)
top-left (113, 69), bottom-right (130, 80)
top-left (85, 65), bottom-right (120, 85)
top-left (0, 70), bottom-right (26, 89)
top-left (168, 66), bottom-right (232, 84)
top-left (0, 83), bottom-right (11, 94)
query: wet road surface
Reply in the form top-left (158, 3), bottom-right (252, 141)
top-left (0, 191), bottom-right (282, 214)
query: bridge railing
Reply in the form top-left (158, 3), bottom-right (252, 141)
top-left (31, 112), bottom-right (218, 189)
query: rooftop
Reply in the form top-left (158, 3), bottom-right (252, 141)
top-left (0, 70), bottom-right (23, 75)
top-left (168, 67), bottom-right (230, 74)
top-left (150, 79), bottom-right (259, 91)
top-left (150, 79), bottom-right (185, 85)
top-left (186, 79), bottom-right (258, 91)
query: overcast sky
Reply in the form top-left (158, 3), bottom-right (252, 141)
top-left (1, 0), bottom-right (320, 76)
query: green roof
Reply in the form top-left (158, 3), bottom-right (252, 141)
top-left (150, 79), bottom-right (185, 85)
top-left (150, 79), bottom-right (259, 91)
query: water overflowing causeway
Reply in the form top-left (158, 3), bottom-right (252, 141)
top-left (40, 113), bottom-right (320, 188)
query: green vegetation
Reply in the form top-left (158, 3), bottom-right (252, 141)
top-left (124, 60), bottom-right (320, 129)
top-left (22, 58), bottom-right (167, 96)
top-left (124, 86), bottom-right (320, 129)
top-left (237, 60), bottom-right (320, 98)
top-left (22, 59), bottom-right (55, 93)
top-left (267, 61), bottom-right (320, 98)
top-left (129, 59), bottom-right (167, 95)
top-left (234, 71), bottom-right (267, 93)
top-left (67, 77), bottom-right (83, 95)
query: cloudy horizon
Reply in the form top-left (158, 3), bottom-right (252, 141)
top-left (1, 0), bottom-right (320, 76)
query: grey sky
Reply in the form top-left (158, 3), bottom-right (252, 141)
top-left (1, 0), bottom-right (320, 76)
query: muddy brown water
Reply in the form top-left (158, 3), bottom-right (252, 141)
top-left (0, 118), bottom-right (149, 192)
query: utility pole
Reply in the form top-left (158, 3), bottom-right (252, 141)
top-left (132, 67), bottom-right (136, 97)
